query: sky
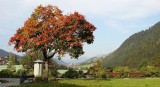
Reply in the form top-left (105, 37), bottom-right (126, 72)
top-left (0, 0), bottom-right (160, 63)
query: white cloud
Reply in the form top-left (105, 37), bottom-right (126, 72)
top-left (105, 20), bottom-right (151, 34)
top-left (53, 0), bottom-right (160, 20)
top-left (118, 0), bottom-right (160, 19)
top-left (1, 0), bottom-right (160, 20)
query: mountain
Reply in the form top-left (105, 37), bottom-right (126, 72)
top-left (102, 22), bottom-right (160, 68)
top-left (53, 58), bottom-right (68, 65)
top-left (0, 49), bottom-right (9, 57)
top-left (80, 55), bottom-right (105, 65)
top-left (0, 49), bottom-right (21, 58)
top-left (60, 56), bottom-right (91, 64)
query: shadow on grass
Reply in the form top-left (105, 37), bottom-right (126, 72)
top-left (84, 78), bottom-right (111, 81)
top-left (55, 83), bottom-right (85, 87)
top-left (11, 82), bottom-right (85, 87)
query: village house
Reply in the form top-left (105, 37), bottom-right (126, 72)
top-left (0, 56), bottom-right (8, 65)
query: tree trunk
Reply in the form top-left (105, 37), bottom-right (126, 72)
top-left (44, 59), bottom-right (49, 81)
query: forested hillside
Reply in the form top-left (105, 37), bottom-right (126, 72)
top-left (102, 22), bottom-right (160, 68)
top-left (0, 49), bottom-right (20, 58)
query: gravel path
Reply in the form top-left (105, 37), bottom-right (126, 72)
top-left (0, 78), bottom-right (33, 87)
top-left (0, 78), bottom-right (20, 87)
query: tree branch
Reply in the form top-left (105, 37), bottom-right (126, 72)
top-left (48, 51), bottom-right (57, 59)
top-left (43, 50), bottom-right (47, 61)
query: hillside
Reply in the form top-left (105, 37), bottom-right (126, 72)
top-left (0, 49), bottom-right (20, 58)
top-left (102, 22), bottom-right (160, 68)
top-left (80, 55), bottom-right (105, 65)
top-left (53, 58), bottom-right (68, 65)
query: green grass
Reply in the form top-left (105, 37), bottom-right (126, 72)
top-left (0, 65), bottom-right (22, 71)
top-left (57, 70), bottom-right (68, 74)
top-left (77, 64), bottom-right (91, 69)
top-left (12, 78), bottom-right (160, 87)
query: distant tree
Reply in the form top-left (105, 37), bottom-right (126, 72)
top-left (62, 68), bottom-right (78, 78)
top-left (21, 50), bottom-right (44, 70)
top-left (152, 55), bottom-right (160, 67)
top-left (78, 70), bottom-right (85, 78)
top-left (113, 66), bottom-right (130, 73)
top-left (87, 60), bottom-right (103, 78)
top-left (7, 53), bottom-right (16, 71)
top-left (9, 5), bottom-right (96, 80)
top-left (105, 67), bottom-right (113, 72)
top-left (113, 66), bottom-right (130, 78)
top-left (50, 67), bottom-right (59, 80)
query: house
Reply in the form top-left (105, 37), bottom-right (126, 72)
top-left (0, 56), bottom-right (8, 65)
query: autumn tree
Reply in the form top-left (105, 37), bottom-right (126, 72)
top-left (87, 60), bottom-right (103, 78)
top-left (9, 5), bottom-right (96, 80)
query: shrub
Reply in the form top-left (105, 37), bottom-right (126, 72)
top-left (0, 69), bottom-right (23, 78)
top-left (0, 69), bottom-right (13, 78)
top-left (62, 68), bottom-right (78, 78)
top-left (77, 70), bottom-right (85, 78)
top-left (17, 69), bottom-right (25, 75)
top-left (50, 69), bottom-right (60, 79)
top-left (35, 76), bottom-right (43, 82)
top-left (128, 72), bottom-right (145, 78)
top-left (106, 72), bottom-right (122, 78)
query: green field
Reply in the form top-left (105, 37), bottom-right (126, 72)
top-left (13, 78), bottom-right (160, 87)
top-left (0, 65), bottom-right (22, 71)
top-left (76, 64), bottom-right (91, 69)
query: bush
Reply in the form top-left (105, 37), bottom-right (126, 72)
top-left (0, 69), bottom-right (24, 78)
top-left (78, 70), bottom-right (85, 78)
top-left (0, 69), bottom-right (14, 78)
top-left (62, 68), bottom-right (78, 78)
top-left (35, 76), bottom-right (44, 82)
top-left (101, 74), bottom-right (107, 79)
top-left (50, 69), bottom-right (59, 78)
top-left (17, 69), bottom-right (25, 75)
top-left (106, 72), bottom-right (122, 78)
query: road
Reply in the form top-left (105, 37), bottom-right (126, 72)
top-left (0, 78), bottom-right (21, 87)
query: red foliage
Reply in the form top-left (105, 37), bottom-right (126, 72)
top-left (9, 5), bottom-right (96, 60)
top-left (128, 72), bottom-right (145, 77)
top-left (107, 72), bottom-right (122, 78)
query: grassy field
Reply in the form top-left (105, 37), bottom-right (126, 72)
top-left (76, 64), bottom-right (91, 69)
top-left (13, 78), bottom-right (160, 87)
top-left (0, 65), bottom-right (22, 71)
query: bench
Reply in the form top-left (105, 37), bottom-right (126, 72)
top-left (26, 75), bottom-right (34, 82)
top-left (27, 78), bottom-right (34, 82)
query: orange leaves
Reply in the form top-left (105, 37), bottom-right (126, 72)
top-left (9, 5), bottom-right (96, 59)
top-left (60, 50), bottom-right (64, 54)
top-left (66, 36), bottom-right (72, 41)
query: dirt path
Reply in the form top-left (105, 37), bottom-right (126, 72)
top-left (0, 78), bottom-right (20, 87)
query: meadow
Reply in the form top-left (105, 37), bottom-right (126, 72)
top-left (13, 78), bottom-right (160, 87)
top-left (0, 65), bottom-right (22, 71)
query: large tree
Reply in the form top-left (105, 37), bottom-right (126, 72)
top-left (9, 5), bottom-right (96, 80)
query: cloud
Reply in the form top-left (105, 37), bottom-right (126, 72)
top-left (105, 20), bottom-right (151, 34)
top-left (53, 0), bottom-right (160, 20)
top-left (117, 0), bottom-right (160, 19)
top-left (1, 0), bottom-right (160, 20)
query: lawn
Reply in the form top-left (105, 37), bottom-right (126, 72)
top-left (0, 65), bottom-right (22, 71)
top-left (13, 78), bottom-right (160, 87)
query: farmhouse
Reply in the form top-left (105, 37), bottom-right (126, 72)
top-left (0, 56), bottom-right (8, 65)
